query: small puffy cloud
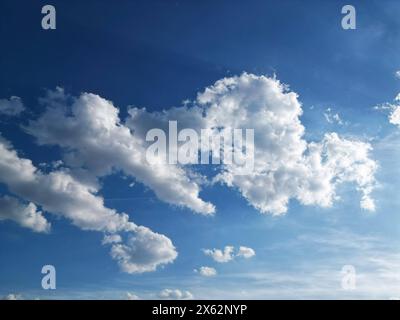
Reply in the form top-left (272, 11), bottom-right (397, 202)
top-left (360, 196), bottom-right (376, 211)
top-left (125, 292), bottom-right (140, 300)
top-left (203, 245), bottom-right (256, 263)
top-left (203, 246), bottom-right (235, 263)
top-left (0, 195), bottom-right (50, 233)
top-left (0, 96), bottom-right (24, 116)
top-left (159, 289), bottom-right (193, 300)
top-left (196, 266), bottom-right (217, 277)
top-left (237, 246), bottom-right (256, 259)
top-left (199, 266), bottom-right (217, 277)
top-left (109, 226), bottom-right (177, 273)
top-left (395, 70), bottom-right (400, 79)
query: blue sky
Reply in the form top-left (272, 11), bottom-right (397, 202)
top-left (0, 0), bottom-right (400, 300)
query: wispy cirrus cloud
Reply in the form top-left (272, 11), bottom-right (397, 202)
top-left (323, 107), bottom-right (344, 125)
top-left (0, 96), bottom-right (24, 116)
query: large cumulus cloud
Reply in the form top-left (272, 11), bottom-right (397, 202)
top-left (0, 137), bottom-right (177, 273)
top-left (25, 88), bottom-right (214, 215)
top-left (128, 73), bottom-right (377, 214)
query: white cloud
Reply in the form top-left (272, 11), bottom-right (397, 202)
top-left (0, 96), bottom-right (24, 116)
top-left (0, 195), bottom-right (50, 233)
top-left (102, 234), bottom-right (122, 245)
top-left (128, 74), bottom-right (376, 215)
top-left (197, 266), bottom-right (217, 277)
top-left (109, 226), bottom-right (177, 273)
top-left (0, 137), bottom-right (133, 233)
top-left (187, 230), bottom-right (400, 299)
top-left (389, 105), bottom-right (400, 127)
top-left (395, 70), bottom-right (400, 79)
top-left (25, 88), bottom-right (214, 215)
top-left (324, 108), bottom-right (344, 125)
top-left (125, 292), bottom-right (140, 300)
top-left (375, 94), bottom-right (400, 128)
top-left (306, 133), bottom-right (377, 211)
top-left (200, 74), bottom-right (376, 214)
top-left (203, 246), bottom-right (235, 263)
top-left (0, 137), bottom-right (177, 273)
top-left (237, 246), bottom-right (256, 259)
top-left (158, 289), bottom-right (193, 300)
top-left (23, 75), bottom-right (377, 217)
top-left (204, 245), bottom-right (256, 263)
